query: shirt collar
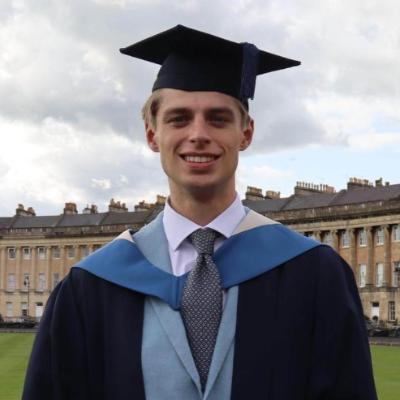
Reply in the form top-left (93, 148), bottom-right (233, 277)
top-left (163, 194), bottom-right (246, 251)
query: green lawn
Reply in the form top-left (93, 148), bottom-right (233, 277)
top-left (0, 333), bottom-right (35, 400)
top-left (371, 345), bottom-right (400, 400)
top-left (0, 333), bottom-right (399, 399)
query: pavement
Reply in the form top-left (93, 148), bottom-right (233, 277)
top-left (369, 337), bottom-right (400, 346)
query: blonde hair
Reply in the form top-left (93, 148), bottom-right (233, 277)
top-left (141, 89), bottom-right (251, 129)
top-left (141, 90), bottom-right (163, 130)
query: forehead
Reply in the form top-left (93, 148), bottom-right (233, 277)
top-left (158, 89), bottom-right (240, 114)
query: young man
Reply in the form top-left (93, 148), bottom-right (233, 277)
top-left (23, 26), bottom-right (377, 399)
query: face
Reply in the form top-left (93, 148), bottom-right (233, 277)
top-left (146, 89), bottom-right (253, 198)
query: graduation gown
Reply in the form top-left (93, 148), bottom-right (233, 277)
top-left (23, 211), bottom-right (377, 399)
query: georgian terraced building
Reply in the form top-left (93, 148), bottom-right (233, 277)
top-left (1, 179), bottom-right (400, 323)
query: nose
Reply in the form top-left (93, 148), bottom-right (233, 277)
top-left (188, 115), bottom-right (211, 145)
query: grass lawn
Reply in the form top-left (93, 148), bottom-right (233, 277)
top-left (0, 333), bottom-right (35, 400)
top-left (371, 345), bottom-right (400, 400)
top-left (0, 333), bottom-right (399, 399)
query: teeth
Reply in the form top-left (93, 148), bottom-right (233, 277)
top-left (184, 156), bottom-right (215, 163)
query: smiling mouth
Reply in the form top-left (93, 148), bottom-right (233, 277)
top-left (182, 155), bottom-right (219, 163)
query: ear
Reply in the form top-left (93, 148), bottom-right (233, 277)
top-left (239, 118), bottom-right (254, 151)
top-left (146, 123), bottom-right (159, 152)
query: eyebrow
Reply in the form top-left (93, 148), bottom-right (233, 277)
top-left (205, 107), bottom-right (235, 117)
top-left (162, 106), bottom-right (236, 118)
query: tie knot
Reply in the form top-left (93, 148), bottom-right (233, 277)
top-left (189, 228), bottom-right (218, 255)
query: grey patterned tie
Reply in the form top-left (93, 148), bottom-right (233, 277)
top-left (181, 228), bottom-right (223, 391)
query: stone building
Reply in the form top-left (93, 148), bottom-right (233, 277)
top-left (244, 178), bottom-right (400, 323)
top-left (1, 179), bottom-right (399, 323)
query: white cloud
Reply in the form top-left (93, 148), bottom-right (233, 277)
top-left (91, 178), bottom-right (112, 190)
top-left (0, 115), bottom-right (167, 215)
top-left (0, 0), bottom-right (399, 215)
top-left (347, 132), bottom-right (400, 152)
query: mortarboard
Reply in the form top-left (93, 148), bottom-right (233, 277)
top-left (120, 25), bottom-right (300, 107)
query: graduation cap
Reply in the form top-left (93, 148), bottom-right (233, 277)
top-left (120, 25), bottom-right (300, 107)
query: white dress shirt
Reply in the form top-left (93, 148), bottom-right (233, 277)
top-left (163, 194), bottom-right (246, 277)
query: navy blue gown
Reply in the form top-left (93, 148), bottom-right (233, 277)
top-left (23, 246), bottom-right (377, 399)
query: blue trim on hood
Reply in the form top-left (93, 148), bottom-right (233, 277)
top-left (74, 224), bottom-right (321, 310)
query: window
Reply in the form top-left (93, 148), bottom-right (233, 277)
top-left (21, 302), bottom-right (28, 317)
top-left (6, 302), bottom-right (13, 317)
top-left (67, 246), bottom-right (75, 258)
top-left (7, 274), bottom-right (16, 291)
top-left (35, 302), bottom-right (44, 319)
top-left (37, 273), bottom-right (46, 291)
top-left (341, 231), bottom-right (349, 248)
top-left (359, 264), bottom-right (367, 288)
top-left (38, 247), bottom-right (47, 260)
top-left (22, 273), bottom-right (30, 291)
top-left (358, 229), bottom-right (367, 246)
top-left (388, 301), bottom-right (396, 321)
top-left (376, 263), bottom-right (384, 287)
top-left (308, 233), bottom-right (317, 241)
top-left (7, 247), bottom-right (16, 260)
top-left (52, 246), bottom-right (60, 259)
top-left (22, 247), bottom-right (31, 260)
top-left (371, 302), bottom-right (380, 321)
top-left (322, 232), bottom-right (333, 246)
top-left (393, 225), bottom-right (400, 242)
top-left (53, 273), bottom-right (60, 289)
top-left (81, 245), bottom-right (89, 258)
top-left (376, 228), bottom-right (384, 245)
top-left (393, 261), bottom-right (400, 287)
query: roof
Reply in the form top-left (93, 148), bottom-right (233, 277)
top-left (283, 192), bottom-right (339, 210)
top-left (244, 183), bottom-right (400, 213)
top-left (0, 217), bottom-right (13, 229)
top-left (12, 215), bottom-right (60, 229)
top-left (57, 213), bottom-right (106, 227)
top-left (101, 211), bottom-right (151, 225)
top-left (332, 184), bottom-right (400, 206)
top-left (243, 197), bottom-right (291, 213)
top-left (1, 183), bottom-right (400, 229)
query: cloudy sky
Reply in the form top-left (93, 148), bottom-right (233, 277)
top-left (1, 0), bottom-right (399, 216)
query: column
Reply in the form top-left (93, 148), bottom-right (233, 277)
top-left (331, 230), bottom-right (339, 252)
top-left (314, 230), bottom-right (322, 242)
top-left (66, 245), bottom-right (77, 274)
top-left (349, 228), bottom-right (357, 274)
top-left (0, 246), bottom-right (6, 290)
top-left (44, 246), bottom-right (51, 293)
top-left (76, 244), bottom-right (82, 261)
top-left (15, 246), bottom-right (22, 290)
top-left (383, 225), bottom-right (391, 287)
top-left (30, 246), bottom-right (37, 291)
top-left (366, 227), bottom-right (374, 286)
top-left (61, 245), bottom-right (67, 278)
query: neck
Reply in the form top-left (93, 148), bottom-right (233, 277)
top-left (169, 186), bottom-right (237, 226)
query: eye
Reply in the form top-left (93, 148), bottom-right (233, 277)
top-left (167, 115), bottom-right (190, 126)
top-left (209, 114), bottom-right (230, 125)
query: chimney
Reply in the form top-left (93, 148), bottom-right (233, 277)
top-left (108, 198), bottom-right (128, 213)
top-left (15, 204), bottom-right (36, 217)
top-left (294, 182), bottom-right (335, 196)
top-left (83, 204), bottom-right (98, 214)
top-left (347, 177), bottom-right (373, 190)
top-left (265, 190), bottom-right (280, 200)
top-left (375, 178), bottom-right (383, 187)
top-left (134, 200), bottom-right (153, 211)
top-left (64, 202), bottom-right (78, 215)
top-left (245, 186), bottom-right (264, 201)
top-left (156, 195), bottom-right (166, 205)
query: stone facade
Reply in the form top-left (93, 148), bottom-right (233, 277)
top-left (244, 179), bottom-right (400, 324)
top-left (1, 180), bottom-right (399, 324)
